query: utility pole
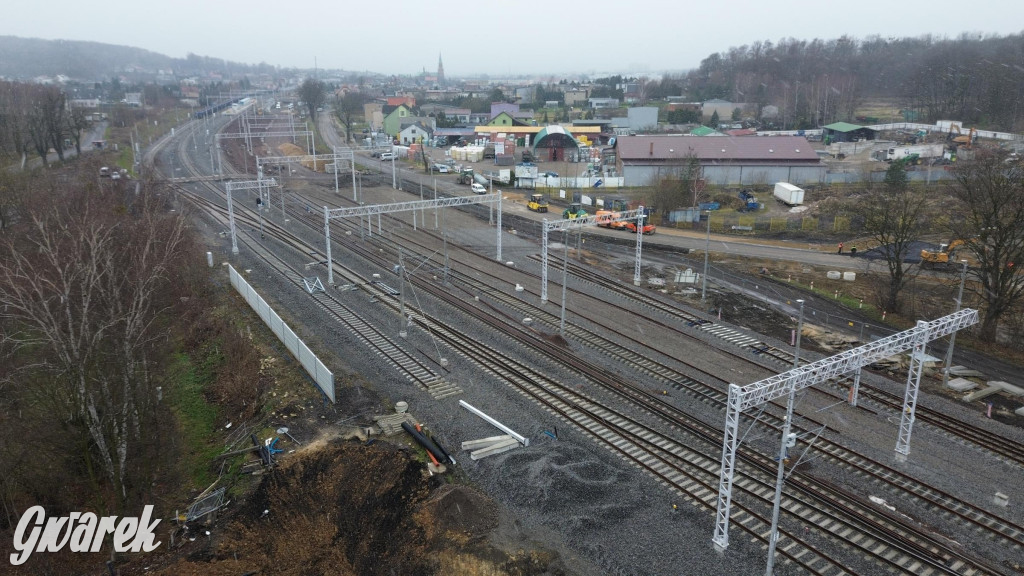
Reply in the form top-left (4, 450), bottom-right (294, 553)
top-left (559, 231), bottom-right (570, 337)
top-left (766, 299), bottom-right (804, 576)
top-left (942, 260), bottom-right (969, 387)
top-left (701, 211), bottom-right (711, 301)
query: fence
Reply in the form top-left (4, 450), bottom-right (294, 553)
top-left (228, 264), bottom-right (335, 402)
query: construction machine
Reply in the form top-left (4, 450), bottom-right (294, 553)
top-left (920, 239), bottom-right (964, 269)
top-left (527, 194), bottom-right (549, 213)
top-left (563, 202), bottom-right (588, 220)
top-left (623, 208), bottom-right (656, 235)
top-left (948, 126), bottom-right (977, 149)
top-left (457, 168), bottom-right (475, 185)
top-left (595, 209), bottom-right (626, 229)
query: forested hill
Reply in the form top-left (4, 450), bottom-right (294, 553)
top-left (685, 33), bottom-right (1024, 131)
top-left (0, 36), bottom-right (278, 81)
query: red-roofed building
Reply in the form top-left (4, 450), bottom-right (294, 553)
top-left (387, 96), bottom-right (416, 108)
top-left (614, 135), bottom-right (823, 186)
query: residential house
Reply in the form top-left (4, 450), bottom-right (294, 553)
top-left (488, 111), bottom-right (529, 127)
top-left (382, 104), bottom-right (412, 137)
top-left (564, 88), bottom-right (589, 107)
top-left (399, 122), bottom-right (433, 145)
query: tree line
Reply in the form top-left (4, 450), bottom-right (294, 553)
top-left (0, 80), bottom-right (94, 167)
top-left (685, 33), bottom-right (1024, 131)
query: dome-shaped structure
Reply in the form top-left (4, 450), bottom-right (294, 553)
top-left (532, 125), bottom-right (580, 162)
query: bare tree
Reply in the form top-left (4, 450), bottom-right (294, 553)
top-left (333, 91), bottom-right (366, 144)
top-left (854, 160), bottom-right (926, 313)
top-left (646, 151), bottom-right (705, 216)
top-left (0, 185), bottom-right (190, 504)
top-left (66, 107), bottom-right (92, 157)
top-left (41, 88), bottom-right (68, 162)
top-left (947, 149), bottom-right (1024, 342)
top-left (298, 78), bottom-right (327, 122)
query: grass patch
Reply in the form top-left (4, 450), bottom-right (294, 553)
top-left (166, 348), bottom-right (222, 490)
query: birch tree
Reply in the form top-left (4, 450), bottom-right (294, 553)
top-left (0, 185), bottom-right (189, 504)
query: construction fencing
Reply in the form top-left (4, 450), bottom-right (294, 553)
top-left (228, 264), bottom-right (335, 402)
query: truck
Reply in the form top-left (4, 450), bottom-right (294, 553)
top-left (773, 182), bottom-right (805, 206)
top-left (885, 143), bottom-right (945, 163)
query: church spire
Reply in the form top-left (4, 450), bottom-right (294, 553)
top-left (437, 53), bottom-right (445, 87)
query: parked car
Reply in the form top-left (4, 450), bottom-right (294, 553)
top-left (544, 171), bottom-right (558, 177)
top-left (380, 152), bottom-right (395, 161)
top-left (471, 183), bottom-right (487, 194)
top-left (435, 164), bottom-right (449, 173)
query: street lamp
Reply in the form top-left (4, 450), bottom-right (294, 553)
top-left (701, 210), bottom-right (711, 301)
top-left (942, 260), bottom-right (969, 387)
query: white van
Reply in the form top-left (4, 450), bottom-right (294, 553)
top-left (380, 152), bottom-right (395, 161)
top-left (471, 183), bottom-right (487, 194)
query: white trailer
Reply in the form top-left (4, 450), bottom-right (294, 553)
top-left (773, 182), bottom-right (805, 206)
top-left (885, 143), bottom-right (946, 162)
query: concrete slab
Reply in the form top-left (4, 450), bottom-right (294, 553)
top-left (946, 378), bottom-right (978, 392)
top-left (963, 386), bottom-right (1003, 403)
top-left (989, 381), bottom-right (1024, 396)
top-left (950, 366), bottom-right (985, 378)
top-left (461, 435), bottom-right (515, 450)
top-left (470, 437), bottom-right (520, 460)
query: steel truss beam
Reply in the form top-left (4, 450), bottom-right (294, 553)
top-left (217, 131), bottom-right (312, 139)
top-left (322, 193), bottom-right (503, 285)
top-left (711, 308), bottom-right (978, 551)
top-left (540, 208), bottom-right (645, 302)
top-left (257, 150), bottom-right (357, 198)
top-left (225, 179), bottom-right (279, 254)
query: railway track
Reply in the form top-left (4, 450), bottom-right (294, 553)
top-left (270, 192), bottom-right (1022, 573)
top-left (150, 116), bottom-right (1024, 574)
top-left (546, 253), bottom-right (1024, 469)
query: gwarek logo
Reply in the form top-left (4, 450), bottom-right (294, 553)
top-left (10, 505), bottom-right (161, 566)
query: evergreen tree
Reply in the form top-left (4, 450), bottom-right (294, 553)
top-left (709, 110), bottom-right (720, 127)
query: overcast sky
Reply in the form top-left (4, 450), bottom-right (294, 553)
top-left (4, 0), bottom-right (1023, 77)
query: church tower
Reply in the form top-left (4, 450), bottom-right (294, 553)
top-left (437, 53), bottom-right (445, 87)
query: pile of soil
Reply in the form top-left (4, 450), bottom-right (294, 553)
top-left (138, 439), bottom-right (507, 576)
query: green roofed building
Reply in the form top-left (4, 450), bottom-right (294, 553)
top-left (822, 122), bottom-right (877, 144)
top-left (690, 125), bottom-right (725, 137)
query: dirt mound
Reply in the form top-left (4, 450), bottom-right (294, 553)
top-left (148, 440), bottom-right (436, 576)
top-left (424, 484), bottom-right (499, 540)
top-left (276, 142), bottom-right (329, 171)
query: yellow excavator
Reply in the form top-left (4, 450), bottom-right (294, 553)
top-left (920, 239), bottom-right (964, 269)
top-left (949, 126), bottom-right (977, 149)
